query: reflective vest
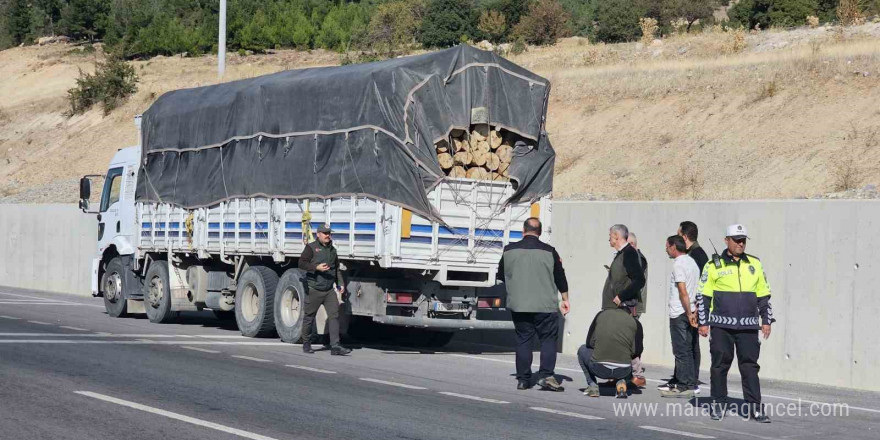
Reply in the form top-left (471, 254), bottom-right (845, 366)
top-left (697, 250), bottom-right (775, 330)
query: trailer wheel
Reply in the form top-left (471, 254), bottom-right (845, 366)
top-left (101, 257), bottom-right (128, 318)
top-left (144, 261), bottom-right (175, 323)
top-left (235, 266), bottom-right (279, 338)
top-left (274, 269), bottom-right (307, 343)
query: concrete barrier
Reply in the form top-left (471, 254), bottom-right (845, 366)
top-left (0, 204), bottom-right (96, 296)
top-left (552, 200), bottom-right (880, 392)
top-left (1, 201), bottom-right (878, 391)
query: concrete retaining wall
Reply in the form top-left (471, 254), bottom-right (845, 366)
top-left (552, 200), bottom-right (880, 392)
top-left (1, 201), bottom-right (878, 390)
top-left (0, 204), bottom-right (96, 296)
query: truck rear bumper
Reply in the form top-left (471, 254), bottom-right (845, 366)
top-left (371, 315), bottom-right (514, 330)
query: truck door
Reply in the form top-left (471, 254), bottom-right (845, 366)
top-left (97, 166), bottom-right (124, 252)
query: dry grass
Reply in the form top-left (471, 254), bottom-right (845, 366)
top-left (640, 18), bottom-right (659, 46)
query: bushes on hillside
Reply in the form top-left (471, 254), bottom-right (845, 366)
top-left (419, 0), bottom-right (477, 48)
top-left (511, 0), bottom-right (571, 46)
top-left (477, 10), bottom-right (507, 43)
top-left (367, 0), bottom-right (425, 55)
top-left (729, 0), bottom-right (820, 29)
top-left (591, 0), bottom-right (647, 43)
top-left (67, 54), bottom-right (138, 115)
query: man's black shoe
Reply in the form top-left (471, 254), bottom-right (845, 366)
top-left (750, 406), bottom-right (771, 423)
top-left (302, 342), bottom-right (315, 354)
top-left (330, 345), bottom-right (352, 356)
top-left (709, 404), bottom-right (725, 421)
top-left (517, 380), bottom-right (532, 390)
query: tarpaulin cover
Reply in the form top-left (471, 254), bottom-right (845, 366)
top-left (136, 45), bottom-right (555, 221)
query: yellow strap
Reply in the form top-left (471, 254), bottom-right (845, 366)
top-left (302, 200), bottom-right (314, 244)
top-left (530, 203), bottom-right (540, 218)
top-left (400, 209), bottom-right (412, 239)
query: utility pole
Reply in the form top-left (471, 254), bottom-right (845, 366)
top-left (218, 0), bottom-right (226, 79)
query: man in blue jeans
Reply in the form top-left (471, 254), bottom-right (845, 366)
top-left (497, 218), bottom-right (570, 391)
top-left (660, 235), bottom-right (701, 398)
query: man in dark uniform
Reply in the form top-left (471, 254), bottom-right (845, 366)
top-left (697, 224), bottom-right (775, 422)
top-left (298, 224), bottom-right (351, 355)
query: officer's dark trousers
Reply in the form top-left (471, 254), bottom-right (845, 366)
top-left (302, 287), bottom-right (340, 347)
top-left (710, 326), bottom-right (761, 404)
top-left (511, 312), bottom-right (558, 382)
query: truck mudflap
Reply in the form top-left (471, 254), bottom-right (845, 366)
top-left (371, 315), bottom-right (513, 330)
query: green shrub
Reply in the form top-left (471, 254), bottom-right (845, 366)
top-left (368, 0), bottom-right (425, 56)
top-left (729, 0), bottom-right (819, 30)
top-left (511, 0), bottom-right (571, 45)
top-left (316, 3), bottom-right (370, 52)
top-left (419, 0), bottom-right (477, 48)
top-left (67, 54), bottom-right (138, 116)
top-left (591, 0), bottom-right (647, 43)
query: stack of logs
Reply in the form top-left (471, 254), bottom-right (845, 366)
top-left (435, 125), bottom-right (515, 181)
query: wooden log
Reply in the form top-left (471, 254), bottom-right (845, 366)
top-left (496, 144), bottom-right (512, 163)
top-left (485, 153), bottom-right (501, 171)
top-left (453, 139), bottom-right (467, 152)
top-left (497, 161), bottom-right (509, 174)
top-left (466, 167), bottom-right (488, 180)
top-left (489, 130), bottom-right (503, 150)
top-left (471, 150), bottom-right (488, 167)
top-left (450, 166), bottom-right (466, 178)
top-left (454, 151), bottom-right (472, 165)
top-left (475, 140), bottom-right (491, 155)
top-left (500, 166), bottom-right (510, 178)
top-left (437, 152), bottom-right (453, 170)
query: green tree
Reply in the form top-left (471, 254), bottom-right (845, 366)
top-left (368, 0), bottom-right (424, 55)
top-left (729, 0), bottom-right (819, 29)
top-left (59, 0), bottom-right (111, 42)
top-left (316, 2), bottom-right (369, 51)
top-left (591, 0), bottom-right (647, 42)
top-left (559, 0), bottom-right (598, 37)
top-left (477, 9), bottom-right (506, 42)
top-left (3, 0), bottom-right (31, 46)
top-left (511, 0), bottom-right (570, 45)
top-left (660, 0), bottom-right (720, 32)
top-left (419, 0), bottom-right (477, 48)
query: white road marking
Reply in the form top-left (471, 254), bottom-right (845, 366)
top-left (0, 340), bottom-right (292, 346)
top-left (74, 391), bottom-right (280, 440)
top-left (0, 301), bottom-right (87, 306)
top-left (449, 354), bottom-right (880, 415)
top-left (28, 321), bottom-right (53, 325)
top-left (438, 392), bottom-right (509, 404)
top-left (286, 365), bottom-right (336, 374)
top-left (58, 326), bottom-right (89, 331)
top-left (640, 426), bottom-right (715, 438)
top-left (530, 407), bottom-right (604, 420)
top-left (231, 355), bottom-right (273, 363)
top-left (0, 315), bottom-right (21, 320)
top-left (0, 333), bottom-right (245, 338)
top-left (181, 346), bottom-right (222, 354)
top-left (359, 378), bottom-right (427, 390)
top-left (687, 422), bottom-right (782, 440)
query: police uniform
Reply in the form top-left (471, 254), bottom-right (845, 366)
top-left (696, 224), bottom-right (775, 419)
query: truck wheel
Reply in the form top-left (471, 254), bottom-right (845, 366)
top-left (101, 257), bottom-right (128, 318)
top-left (144, 262), bottom-right (175, 323)
top-left (235, 266), bottom-right (279, 338)
top-left (274, 269), bottom-right (307, 343)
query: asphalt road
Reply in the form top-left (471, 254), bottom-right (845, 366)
top-left (1, 286), bottom-right (878, 440)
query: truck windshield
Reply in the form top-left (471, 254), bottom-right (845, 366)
top-left (100, 167), bottom-right (124, 212)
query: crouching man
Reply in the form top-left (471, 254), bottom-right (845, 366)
top-left (578, 303), bottom-right (644, 399)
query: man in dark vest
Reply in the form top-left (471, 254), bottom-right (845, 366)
top-left (298, 224), bottom-right (351, 355)
top-left (497, 218), bottom-right (569, 391)
top-left (602, 224), bottom-right (646, 312)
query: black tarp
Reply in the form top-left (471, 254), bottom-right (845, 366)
top-left (136, 45), bottom-right (555, 221)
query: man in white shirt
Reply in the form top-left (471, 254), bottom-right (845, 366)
top-left (661, 235), bottom-right (701, 398)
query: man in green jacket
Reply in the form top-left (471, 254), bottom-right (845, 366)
top-left (578, 305), bottom-right (644, 399)
top-left (298, 224), bottom-right (351, 356)
top-left (497, 218), bottom-right (570, 391)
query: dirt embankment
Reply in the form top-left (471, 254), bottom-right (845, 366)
top-left (1, 24), bottom-right (879, 203)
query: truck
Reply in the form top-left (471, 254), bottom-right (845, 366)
top-left (79, 45), bottom-right (557, 346)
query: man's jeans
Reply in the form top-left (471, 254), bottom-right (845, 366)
top-left (670, 313), bottom-right (699, 389)
top-left (577, 345), bottom-right (633, 387)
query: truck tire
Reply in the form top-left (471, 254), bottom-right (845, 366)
top-left (101, 257), bottom-right (128, 318)
top-left (274, 269), bottom-right (307, 343)
top-left (144, 261), bottom-right (175, 323)
top-left (235, 266), bottom-right (279, 338)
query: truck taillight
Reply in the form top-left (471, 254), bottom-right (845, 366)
top-left (386, 293), bottom-right (414, 304)
top-left (478, 298), bottom-right (502, 308)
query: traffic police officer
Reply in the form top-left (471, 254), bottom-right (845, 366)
top-left (697, 224), bottom-right (775, 423)
top-left (298, 224), bottom-right (351, 356)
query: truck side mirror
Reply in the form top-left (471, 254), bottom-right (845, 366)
top-left (79, 177), bottom-right (91, 200)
